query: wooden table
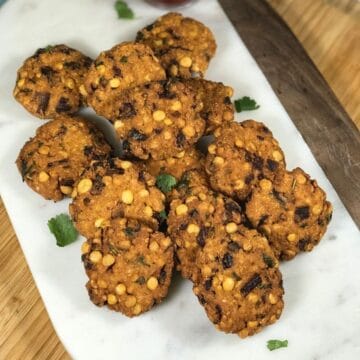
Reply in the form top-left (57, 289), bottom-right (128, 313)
top-left (0, 1), bottom-right (359, 359)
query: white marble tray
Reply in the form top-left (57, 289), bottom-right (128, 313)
top-left (0, 0), bottom-right (359, 359)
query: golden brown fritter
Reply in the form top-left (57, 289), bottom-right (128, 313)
top-left (107, 80), bottom-right (205, 160)
top-left (205, 121), bottom-right (286, 201)
top-left (246, 167), bottom-right (333, 260)
top-left (69, 158), bottom-right (166, 239)
top-left (136, 12), bottom-right (216, 78)
top-left (184, 79), bottom-right (234, 133)
top-left (14, 44), bottom-right (92, 119)
top-left (193, 226), bottom-right (284, 338)
top-left (16, 115), bottom-right (111, 201)
top-left (83, 218), bottom-right (174, 317)
top-left (145, 146), bottom-right (204, 180)
top-left (84, 42), bottom-right (166, 117)
top-left (167, 170), bottom-right (243, 282)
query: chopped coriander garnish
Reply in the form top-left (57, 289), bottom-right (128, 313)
top-left (48, 214), bottom-right (78, 247)
top-left (267, 339), bottom-right (288, 351)
top-left (123, 227), bottom-right (135, 237)
top-left (44, 45), bottom-right (54, 52)
top-left (156, 173), bottom-right (177, 193)
top-left (20, 160), bottom-right (34, 181)
top-left (136, 255), bottom-right (150, 266)
top-left (262, 253), bottom-right (275, 268)
top-left (234, 96), bottom-right (260, 112)
top-left (114, 1), bottom-right (135, 19)
top-left (176, 173), bottom-right (189, 190)
top-left (159, 209), bottom-right (167, 220)
top-left (120, 56), bottom-right (128, 63)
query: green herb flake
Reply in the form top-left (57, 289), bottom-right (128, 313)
top-left (44, 45), bottom-right (54, 52)
top-left (159, 209), bottom-right (167, 221)
top-left (156, 173), bottom-right (177, 193)
top-left (114, 1), bottom-right (135, 19)
top-left (176, 173), bottom-right (190, 190)
top-left (47, 214), bottom-right (78, 247)
top-left (234, 96), bottom-right (260, 112)
top-left (124, 227), bottom-right (135, 237)
top-left (136, 255), bottom-right (150, 266)
top-left (120, 56), bottom-right (128, 63)
top-left (267, 339), bottom-right (288, 351)
top-left (136, 276), bottom-right (145, 285)
top-left (109, 244), bottom-right (120, 256)
top-left (262, 253), bottom-right (275, 268)
top-left (20, 160), bottom-right (34, 181)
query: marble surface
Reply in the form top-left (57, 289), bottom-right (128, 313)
top-left (0, 0), bottom-right (359, 359)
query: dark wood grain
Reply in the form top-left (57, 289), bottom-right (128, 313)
top-left (219, 0), bottom-right (360, 227)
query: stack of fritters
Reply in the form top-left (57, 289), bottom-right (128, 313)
top-left (15, 12), bottom-right (332, 337)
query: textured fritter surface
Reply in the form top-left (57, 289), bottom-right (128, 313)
top-left (69, 159), bottom-right (166, 239)
top-left (184, 79), bottom-right (234, 133)
top-left (84, 42), bottom-right (166, 117)
top-left (16, 115), bottom-right (111, 201)
top-left (246, 167), bottom-right (333, 260)
top-left (83, 218), bottom-right (174, 317)
top-left (167, 170), bottom-right (243, 281)
top-left (136, 12), bottom-right (216, 78)
top-left (145, 147), bottom-right (204, 180)
top-left (107, 80), bottom-right (205, 160)
top-left (14, 44), bottom-right (92, 119)
top-left (193, 226), bottom-right (284, 337)
top-left (205, 121), bottom-right (286, 201)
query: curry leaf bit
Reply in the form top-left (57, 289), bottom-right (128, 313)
top-left (234, 96), bottom-right (260, 112)
top-left (48, 214), bottom-right (78, 247)
top-left (156, 173), bottom-right (177, 193)
top-left (114, 1), bottom-right (135, 19)
top-left (267, 339), bottom-right (288, 351)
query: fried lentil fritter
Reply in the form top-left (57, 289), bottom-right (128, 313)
top-left (107, 80), bottom-right (205, 160)
top-left (136, 12), bottom-right (216, 78)
top-left (69, 159), bottom-right (166, 239)
top-left (83, 218), bottom-right (174, 317)
top-left (193, 226), bottom-right (284, 337)
top-left (145, 147), bottom-right (204, 180)
top-left (167, 170), bottom-right (243, 281)
top-left (205, 121), bottom-right (286, 201)
top-left (246, 167), bottom-right (333, 260)
top-left (16, 115), bottom-right (111, 201)
top-left (184, 79), bottom-right (235, 133)
top-left (84, 42), bottom-right (166, 117)
top-left (14, 44), bottom-right (92, 118)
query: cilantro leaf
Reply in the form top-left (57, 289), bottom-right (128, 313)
top-left (267, 339), bottom-right (288, 351)
top-left (159, 209), bottom-right (167, 220)
top-left (123, 227), bottom-right (135, 237)
top-left (120, 56), bottom-right (128, 63)
top-left (20, 160), bottom-right (34, 181)
top-left (234, 96), bottom-right (260, 112)
top-left (262, 253), bottom-right (275, 268)
top-left (48, 214), bottom-right (78, 247)
top-left (176, 173), bottom-right (190, 190)
top-left (114, 1), bottom-right (135, 19)
top-left (44, 45), bottom-right (54, 52)
top-left (156, 173), bottom-right (177, 193)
